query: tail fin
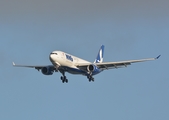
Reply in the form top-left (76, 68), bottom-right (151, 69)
top-left (94, 45), bottom-right (104, 63)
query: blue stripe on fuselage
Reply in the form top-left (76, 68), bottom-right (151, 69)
top-left (61, 66), bottom-right (102, 76)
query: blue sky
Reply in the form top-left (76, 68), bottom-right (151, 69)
top-left (0, 0), bottom-right (169, 120)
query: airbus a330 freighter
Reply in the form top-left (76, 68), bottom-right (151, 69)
top-left (13, 45), bottom-right (160, 83)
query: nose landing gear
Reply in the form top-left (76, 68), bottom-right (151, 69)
top-left (61, 76), bottom-right (68, 83)
top-left (60, 71), bottom-right (68, 83)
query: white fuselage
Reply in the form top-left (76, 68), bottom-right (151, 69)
top-left (49, 51), bottom-right (91, 74)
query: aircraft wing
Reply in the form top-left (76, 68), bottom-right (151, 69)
top-left (12, 62), bottom-right (56, 71)
top-left (77, 55), bottom-right (161, 70)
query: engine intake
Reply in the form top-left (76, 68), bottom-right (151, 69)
top-left (41, 67), bottom-right (54, 75)
top-left (87, 64), bottom-right (96, 72)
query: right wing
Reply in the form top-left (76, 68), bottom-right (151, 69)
top-left (96, 55), bottom-right (161, 70)
top-left (76, 55), bottom-right (161, 71)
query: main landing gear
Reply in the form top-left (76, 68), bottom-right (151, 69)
top-left (60, 71), bottom-right (68, 83)
top-left (87, 76), bottom-right (94, 82)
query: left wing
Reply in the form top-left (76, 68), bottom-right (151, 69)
top-left (12, 62), bottom-right (56, 71)
top-left (77, 55), bottom-right (161, 70)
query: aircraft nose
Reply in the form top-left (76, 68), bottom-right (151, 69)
top-left (49, 54), bottom-right (54, 62)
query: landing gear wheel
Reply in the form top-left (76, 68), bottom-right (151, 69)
top-left (60, 76), bottom-right (68, 83)
top-left (88, 76), bottom-right (94, 82)
top-left (59, 71), bottom-right (69, 83)
top-left (92, 76), bottom-right (94, 80)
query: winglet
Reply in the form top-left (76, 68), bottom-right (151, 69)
top-left (12, 62), bottom-right (15, 66)
top-left (155, 55), bottom-right (161, 59)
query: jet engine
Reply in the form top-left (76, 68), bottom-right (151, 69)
top-left (87, 64), bottom-right (98, 72)
top-left (41, 67), bottom-right (54, 75)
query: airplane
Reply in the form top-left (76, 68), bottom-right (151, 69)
top-left (13, 45), bottom-right (160, 83)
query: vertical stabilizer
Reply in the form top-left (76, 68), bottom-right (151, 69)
top-left (94, 45), bottom-right (104, 63)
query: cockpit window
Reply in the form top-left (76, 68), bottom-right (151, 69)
top-left (50, 53), bottom-right (58, 55)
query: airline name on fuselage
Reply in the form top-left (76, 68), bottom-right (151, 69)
top-left (65, 54), bottom-right (73, 62)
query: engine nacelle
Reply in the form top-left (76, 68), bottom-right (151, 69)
top-left (87, 64), bottom-right (97, 72)
top-left (41, 67), bottom-right (54, 75)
